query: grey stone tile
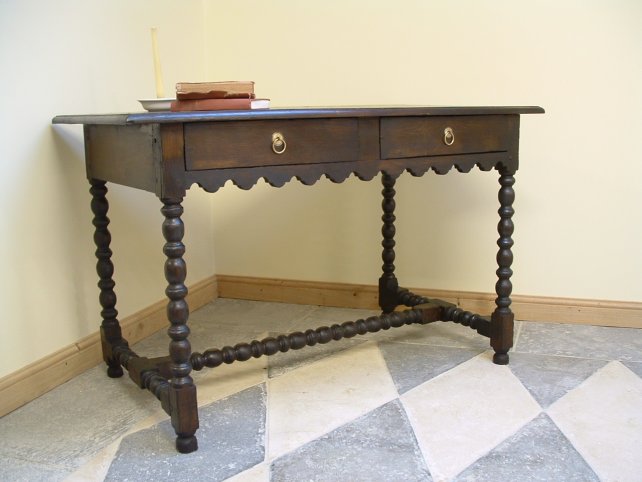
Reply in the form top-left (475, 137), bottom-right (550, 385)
top-left (134, 299), bottom-right (303, 358)
top-left (623, 361), bottom-right (642, 379)
top-left (285, 305), bottom-right (381, 333)
top-left (188, 321), bottom-right (267, 352)
top-left (515, 321), bottom-right (642, 362)
top-left (454, 413), bottom-right (599, 482)
top-left (271, 399), bottom-right (432, 481)
top-left (370, 319), bottom-right (494, 351)
top-left (0, 455), bottom-right (69, 482)
top-left (188, 298), bottom-right (315, 333)
top-left (128, 299), bottom-right (317, 360)
top-left (132, 322), bottom-right (266, 358)
top-left (105, 384), bottom-right (266, 482)
top-left (508, 352), bottom-right (608, 408)
top-left (379, 342), bottom-right (485, 394)
top-left (0, 365), bottom-right (157, 471)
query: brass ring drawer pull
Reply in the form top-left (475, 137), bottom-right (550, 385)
top-left (272, 132), bottom-right (287, 154)
top-left (444, 127), bottom-right (455, 146)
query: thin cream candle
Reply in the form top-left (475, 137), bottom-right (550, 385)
top-left (151, 27), bottom-right (165, 98)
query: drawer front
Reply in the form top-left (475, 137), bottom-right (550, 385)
top-left (380, 115), bottom-right (512, 159)
top-left (185, 118), bottom-right (360, 170)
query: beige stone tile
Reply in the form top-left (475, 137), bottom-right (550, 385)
top-left (547, 361), bottom-right (642, 482)
top-left (401, 351), bottom-right (541, 481)
top-left (194, 355), bottom-right (268, 407)
top-left (266, 342), bottom-right (397, 459)
top-left (192, 330), bottom-right (269, 407)
top-left (222, 462), bottom-right (270, 482)
top-left (63, 439), bottom-right (120, 482)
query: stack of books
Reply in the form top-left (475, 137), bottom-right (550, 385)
top-left (170, 81), bottom-right (270, 111)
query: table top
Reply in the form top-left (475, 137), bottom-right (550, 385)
top-left (52, 106), bottom-right (544, 125)
top-left (60, 105), bottom-right (544, 197)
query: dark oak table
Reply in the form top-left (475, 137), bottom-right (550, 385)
top-left (53, 106), bottom-right (544, 453)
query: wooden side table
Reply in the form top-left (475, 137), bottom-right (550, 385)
top-left (53, 106), bottom-right (544, 453)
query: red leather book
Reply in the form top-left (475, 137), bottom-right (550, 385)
top-left (170, 98), bottom-right (270, 112)
top-left (175, 81), bottom-right (255, 100)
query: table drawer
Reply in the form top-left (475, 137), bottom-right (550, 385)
top-left (380, 115), bottom-right (512, 159)
top-left (185, 118), bottom-right (360, 170)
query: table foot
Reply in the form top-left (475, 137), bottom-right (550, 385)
top-left (493, 352), bottom-right (510, 365)
top-left (107, 365), bottom-right (124, 378)
top-left (176, 435), bottom-right (198, 454)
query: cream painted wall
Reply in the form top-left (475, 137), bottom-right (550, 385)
top-left (205, 0), bottom-right (642, 302)
top-left (0, 0), bottom-right (214, 378)
top-left (1, 0), bottom-right (641, 380)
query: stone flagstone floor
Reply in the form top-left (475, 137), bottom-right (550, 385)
top-left (1, 298), bottom-right (641, 481)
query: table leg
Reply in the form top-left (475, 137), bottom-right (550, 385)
top-left (491, 169), bottom-right (515, 365)
top-left (161, 198), bottom-right (199, 453)
top-left (379, 173), bottom-right (400, 314)
top-left (90, 179), bottom-right (127, 378)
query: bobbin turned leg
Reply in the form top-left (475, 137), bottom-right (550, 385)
top-left (491, 169), bottom-right (516, 365)
top-left (379, 173), bottom-right (400, 314)
top-left (161, 198), bottom-right (199, 453)
top-left (90, 179), bottom-right (127, 378)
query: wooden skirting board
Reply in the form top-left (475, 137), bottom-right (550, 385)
top-left (216, 275), bottom-right (642, 329)
top-left (2, 273), bottom-right (640, 417)
top-left (0, 276), bottom-right (217, 418)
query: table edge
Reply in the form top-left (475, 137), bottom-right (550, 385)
top-left (52, 106), bottom-right (545, 125)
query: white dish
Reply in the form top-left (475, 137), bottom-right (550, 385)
top-left (138, 98), bottom-right (175, 112)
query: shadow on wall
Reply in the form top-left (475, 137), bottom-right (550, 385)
top-left (49, 125), bottom-right (95, 333)
top-left (48, 125), bottom-right (168, 334)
